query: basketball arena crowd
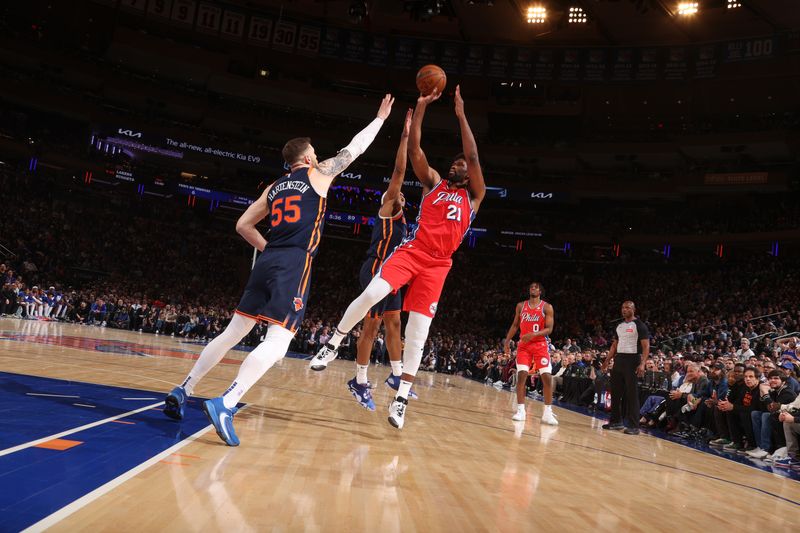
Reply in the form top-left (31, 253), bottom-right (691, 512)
top-left (2, 164), bottom-right (800, 470)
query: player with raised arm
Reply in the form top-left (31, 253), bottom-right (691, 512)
top-left (162, 95), bottom-right (395, 446)
top-left (310, 86), bottom-right (486, 429)
top-left (309, 110), bottom-right (418, 408)
top-left (503, 282), bottom-right (558, 425)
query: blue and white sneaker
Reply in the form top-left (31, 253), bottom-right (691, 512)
top-left (347, 378), bottom-right (376, 411)
top-left (384, 374), bottom-right (418, 400)
top-left (202, 397), bottom-right (240, 446)
top-left (163, 386), bottom-right (187, 420)
top-left (772, 457), bottom-right (800, 469)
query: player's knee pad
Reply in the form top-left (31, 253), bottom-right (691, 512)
top-left (401, 312), bottom-right (432, 376)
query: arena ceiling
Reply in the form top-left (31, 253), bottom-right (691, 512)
top-left (233, 0), bottom-right (800, 46)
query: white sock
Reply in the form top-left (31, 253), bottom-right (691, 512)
top-left (517, 404), bottom-right (526, 412)
top-left (222, 325), bottom-right (295, 409)
top-left (329, 329), bottom-right (345, 349)
top-left (390, 360), bottom-right (403, 377)
top-left (329, 277), bottom-right (393, 349)
top-left (543, 404), bottom-right (552, 415)
top-left (180, 313), bottom-right (255, 396)
top-left (397, 379), bottom-right (413, 400)
top-left (356, 364), bottom-right (369, 384)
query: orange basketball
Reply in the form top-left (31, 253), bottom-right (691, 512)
top-left (416, 64), bottom-right (446, 97)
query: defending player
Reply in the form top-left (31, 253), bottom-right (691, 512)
top-left (309, 110), bottom-right (418, 408)
top-left (162, 95), bottom-right (395, 446)
top-left (503, 282), bottom-right (558, 425)
top-left (310, 86), bottom-right (486, 429)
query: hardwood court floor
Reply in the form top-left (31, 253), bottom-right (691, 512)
top-left (1, 318), bottom-right (798, 532)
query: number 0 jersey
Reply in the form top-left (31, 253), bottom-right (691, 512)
top-left (265, 168), bottom-right (327, 257)
top-left (403, 179), bottom-right (473, 258)
top-left (519, 300), bottom-right (548, 347)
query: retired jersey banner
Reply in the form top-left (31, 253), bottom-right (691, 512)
top-left (366, 34), bottom-right (389, 67)
top-left (663, 47), bottom-right (688, 80)
top-left (463, 45), bottom-right (486, 77)
top-left (319, 27), bottom-right (343, 58)
top-left (416, 41), bottom-right (439, 68)
top-left (342, 31), bottom-right (367, 63)
top-left (392, 38), bottom-right (416, 69)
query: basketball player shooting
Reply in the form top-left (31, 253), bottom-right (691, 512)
top-left (161, 94), bottom-right (395, 446)
top-left (503, 282), bottom-right (558, 425)
top-left (309, 109), bottom-right (418, 409)
top-left (311, 85), bottom-right (486, 429)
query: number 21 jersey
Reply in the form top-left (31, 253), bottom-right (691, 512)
top-left (405, 179), bottom-right (474, 257)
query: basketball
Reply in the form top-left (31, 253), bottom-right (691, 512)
top-left (416, 64), bottom-right (446, 96)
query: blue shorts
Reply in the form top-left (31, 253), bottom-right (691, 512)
top-left (359, 257), bottom-right (402, 319)
top-left (236, 247), bottom-right (312, 333)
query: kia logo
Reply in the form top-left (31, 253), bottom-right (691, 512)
top-left (117, 128), bottom-right (142, 138)
top-left (530, 192), bottom-right (554, 199)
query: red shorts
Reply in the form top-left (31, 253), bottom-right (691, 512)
top-left (516, 342), bottom-right (551, 373)
top-left (378, 244), bottom-right (452, 318)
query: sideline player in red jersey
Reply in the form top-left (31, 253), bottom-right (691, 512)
top-left (503, 282), bottom-right (558, 425)
top-left (310, 85), bottom-right (486, 429)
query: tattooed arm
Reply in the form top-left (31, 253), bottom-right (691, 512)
top-left (313, 94), bottom-right (395, 191)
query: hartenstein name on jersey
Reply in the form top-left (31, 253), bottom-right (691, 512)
top-left (268, 180), bottom-right (310, 201)
top-left (431, 191), bottom-right (464, 205)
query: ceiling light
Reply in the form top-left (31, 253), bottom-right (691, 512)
top-left (568, 6), bottom-right (587, 23)
top-left (526, 6), bottom-right (547, 24)
top-left (677, 2), bottom-right (698, 15)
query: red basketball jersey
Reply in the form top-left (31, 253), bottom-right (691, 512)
top-left (405, 179), bottom-right (473, 257)
top-left (519, 300), bottom-right (548, 346)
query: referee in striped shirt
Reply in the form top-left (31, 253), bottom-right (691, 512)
top-left (601, 301), bottom-right (650, 435)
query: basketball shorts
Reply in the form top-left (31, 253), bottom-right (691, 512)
top-left (516, 342), bottom-right (552, 374)
top-left (378, 244), bottom-right (452, 318)
top-left (359, 257), bottom-right (402, 319)
top-left (236, 247), bottom-right (312, 333)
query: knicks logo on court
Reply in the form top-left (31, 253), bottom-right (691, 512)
top-left (293, 297), bottom-right (304, 312)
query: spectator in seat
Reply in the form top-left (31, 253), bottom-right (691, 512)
top-left (718, 367), bottom-right (766, 453)
top-left (664, 362), bottom-right (709, 435)
top-left (780, 362), bottom-right (800, 395)
top-left (697, 362), bottom-right (729, 438)
top-left (748, 370), bottom-right (797, 460)
top-left (735, 338), bottom-right (754, 362)
top-left (775, 393), bottom-right (800, 468)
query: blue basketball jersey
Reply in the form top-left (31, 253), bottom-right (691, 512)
top-left (365, 211), bottom-right (407, 263)
top-left (265, 168), bottom-right (327, 257)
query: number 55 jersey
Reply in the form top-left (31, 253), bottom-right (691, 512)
top-left (236, 167), bottom-right (327, 332)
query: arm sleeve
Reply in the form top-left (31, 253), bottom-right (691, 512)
top-left (341, 117), bottom-right (385, 159)
top-left (635, 319), bottom-right (650, 339)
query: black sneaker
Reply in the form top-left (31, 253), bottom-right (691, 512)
top-left (624, 427), bottom-right (640, 435)
top-left (602, 422), bottom-right (624, 430)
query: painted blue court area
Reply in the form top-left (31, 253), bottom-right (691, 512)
top-left (0, 372), bottom-right (213, 532)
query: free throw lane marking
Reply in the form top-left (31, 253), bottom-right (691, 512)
top-left (21, 423), bottom-right (215, 533)
top-left (0, 401), bottom-right (163, 457)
